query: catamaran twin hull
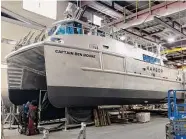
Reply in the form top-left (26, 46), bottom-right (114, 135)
top-left (6, 36), bottom-right (184, 108)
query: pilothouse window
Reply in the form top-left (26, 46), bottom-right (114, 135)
top-left (56, 21), bottom-right (82, 35)
top-left (48, 26), bottom-right (57, 36)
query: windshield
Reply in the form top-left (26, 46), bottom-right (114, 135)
top-left (55, 22), bottom-right (82, 35)
top-left (48, 26), bottom-right (57, 36)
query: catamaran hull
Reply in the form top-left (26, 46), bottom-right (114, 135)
top-left (8, 86), bottom-right (183, 107)
top-left (7, 87), bottom-right (170, 107)
top-left (5, 37), bottom-right (185, 108)
top-left (8, 89), bottom-right (40, 105)
top-left (48, 86), bottom-right (168, 107)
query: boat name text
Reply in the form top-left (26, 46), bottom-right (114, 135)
top-left (55, 50), bottom-right (96, 58)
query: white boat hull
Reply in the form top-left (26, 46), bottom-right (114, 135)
top-left (6, 36), bottom-right (185, 107)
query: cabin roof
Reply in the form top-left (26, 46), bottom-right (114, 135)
top-left (52, 18), bottom-right (93, 28)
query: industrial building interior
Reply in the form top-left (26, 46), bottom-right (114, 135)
top-left (1, 0), bottom-right (186, 139)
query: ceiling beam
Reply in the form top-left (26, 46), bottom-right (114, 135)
top-left (167, 55), bottom-right (186, 61)
top-left (165, 17), bottom-right (186, 33)
top-left (101, 1), bottom-right (186, 31)
top-left (1, 7), bottom-right (46, 29)
top-left (132, 27), bottom-right (165, 43)
top-left (141, 23), bottom-right (160, 30)
top-left (133, 27), bottom-right (163, 37)
top-left (81, 1), bottom-right (123, 19)
top-left (112, 2), bottom-right (133, 15)
top-left (161, 47), bottom-right (186, 55)
top-left (140, 16), bottom-right (186, 31)
top-left (96, 1), bottom-right (134, 15)
top-left (154, 16), bottom-right (186, 38)
top-left (122, 29), bottom-right (157, 44)
top-left (2, 16), bottom-right (43, 30)
top-left (149, 30), bottom-right (164, 36)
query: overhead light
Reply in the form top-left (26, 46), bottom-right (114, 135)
top-left (177, 63), bottom-right (181, 66)
top-left (120, 36), bottom-right (126, 41)
top-left (1, 38), bottom-right (17, 45)
top-left (93, 15), bottom-right (102, 26)
top-left (8, 40), bottom-right (17, 45)
top-left (167, 37), bottom-right (175, 43)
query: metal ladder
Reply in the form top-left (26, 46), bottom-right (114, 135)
top-left (7, 67), bottom-right (24, 89)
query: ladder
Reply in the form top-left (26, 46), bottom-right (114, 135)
top-left (166, 90), bottom-right (186, 139)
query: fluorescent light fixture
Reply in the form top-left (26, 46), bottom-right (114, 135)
top-left (23, 0), bottom-right (57, 20)
top-left (8, 40), bottom-right (17, 45)
top-left (1, 38), bottom-right (17, 45)
top-left (120, 36), bottom-right (126, 41)
top-left (167, 37), bottom-right (175, 43)
top-left (93, 15), bottom-right (102, 26)
top-left (177, 63), bottom-right (181, 66)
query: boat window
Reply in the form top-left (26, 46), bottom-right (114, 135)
top-left (56, 25), bottom-right (66, 35)
top-left (66, 23), bottom-right (74, 34)
top-left (103, 45), bottom-right (109, 49)
top-left (143, 54), bottom-right (160, 64)
top-left (55, 22), bottom-right (82, 35)
top-left (74, 22), bottom-right (82, 34)
top-left (98, 30), bottom-right (105, 37)
top-left (48, 26), bottom-right (57, 36)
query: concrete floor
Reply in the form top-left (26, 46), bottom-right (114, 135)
top-left (4, 116), bottom-right (168, 139)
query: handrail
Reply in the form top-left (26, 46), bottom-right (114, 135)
top-left (51, 24), bottom-right (159, 52)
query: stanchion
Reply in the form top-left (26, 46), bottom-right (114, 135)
top-left (38, 90), bottom-right (42, 126)
top-left (1, 100), bottom-right (5, 139)
top-left (64, 107), bottom-right (68, 131)
top-left (77, 122), bottom-right (86, 139)
top-left (64, 118), bottom-right (67, 131)
top-left (42, 129), bottom-right (49, 139)
top-left (1, 122), bottom-right (5, 139)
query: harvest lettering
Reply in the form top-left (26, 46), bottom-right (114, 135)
top-left (55, 50), bottom-right (95, 58)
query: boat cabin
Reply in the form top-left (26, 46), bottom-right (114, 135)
top-left (47, 18), bottom-right (104, 37)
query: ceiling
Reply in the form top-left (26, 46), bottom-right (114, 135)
top-left (79, 0), bottom-right (186, 68)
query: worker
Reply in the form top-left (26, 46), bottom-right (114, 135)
top-left (27, 100), bottom-right (39, 135)
top-left (22, 101), bottom-right (30, 132)
top-left (23, 101), bottom-right (30, 116)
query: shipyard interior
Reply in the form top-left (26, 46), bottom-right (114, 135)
top-left (1, 1), bottom-right (186, 139)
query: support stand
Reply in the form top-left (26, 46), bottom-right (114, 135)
top-left (121, 105), bottom-right (129, 123)
top-left (3, 106), bottom-right (19, 129)
top-left (38, 90), bottom-right (43, 126)
top-left (42, 129), bottom-right (49, 139)
top-left (77, 122), bottom-right (86, 139)
top-left (64, 118), bottom-right (67, 131)
top-left (1, 122), bottom-right (5, 139)
top-left (38, 90), bottom-right (67, 132)
top-left (64, 107), bottom-right (69, 131)
top-left (1, 100), bottom-right (5, 139)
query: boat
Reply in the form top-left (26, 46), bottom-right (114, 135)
top-left (5, 18), bottom-right (185, 108)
